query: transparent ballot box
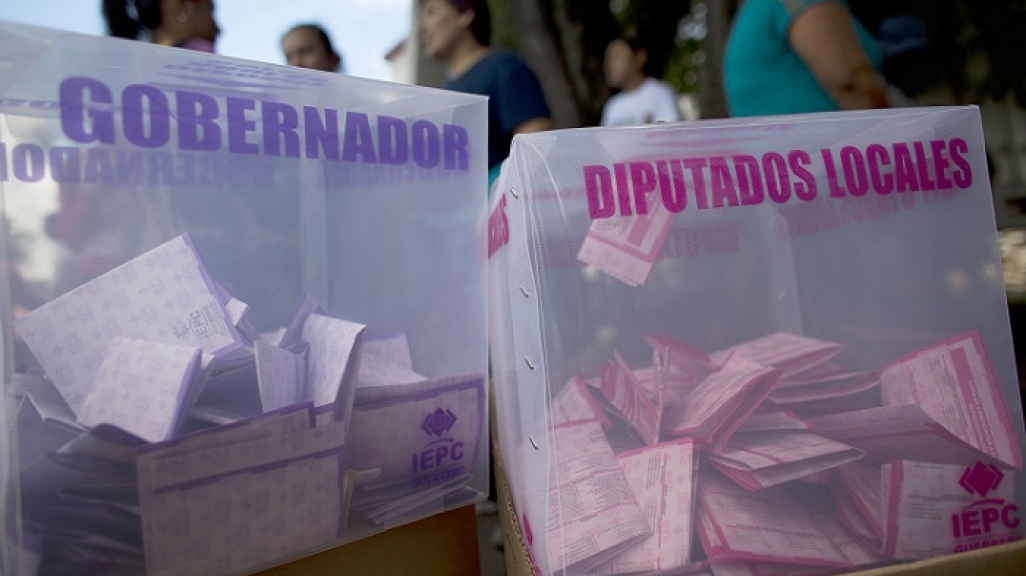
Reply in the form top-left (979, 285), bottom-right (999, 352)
top-left (489, 106), bottom-right (1026, 575)
top-left (0, 21), bottom-right (489, 576)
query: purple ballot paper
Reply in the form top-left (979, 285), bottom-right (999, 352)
top-left (14, 235), bottom-right (243, 415)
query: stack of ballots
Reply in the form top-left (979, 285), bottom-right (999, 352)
top-left (0, 20), bottom-right (488, 576)
top-left (8, 235), bottom-right (485, 576)
top-left (489, 106), bottom-right (1026, 575)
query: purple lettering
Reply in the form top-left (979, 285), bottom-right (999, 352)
top-left (49, 147), bottom-right (81, 184)
top-left (377, 116), bottom-right (408, 165)
top-left (304, 107), bottom-right (340, 161)
top-left (226, 97), bottom-right (259, 154)
top-left (83, 148), bottom-right (114, 185)
top-left (419, 448), bottom-right (435, 470)
top-left (122, 84), bottom-right (170, 148)
top-left (13, 144), bottom-right (45, 182)
top-left (411, 119), bottom-right (439, 168)
top-left (176, 90), bottom-right (221, 151)
top-left (443, 124), bottom-right (469, 171)
top-left (59, 76), bottom-right (115, 144)
top-left (261, 101), bottom-right (300, 158)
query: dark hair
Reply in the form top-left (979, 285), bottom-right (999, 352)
top-left (424, 0), bottom-right (491, 46)
top-left (102, 0), bottom-right (164, 40)
top-left (610, 35), bottom-right (655, 76)
top-left (285, 23), bottom-right (343, 70)
top-left (465, 0), bottom-right (491, 47)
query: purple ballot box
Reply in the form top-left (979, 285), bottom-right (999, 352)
top-left (0, 21), bottom-right (488, 576)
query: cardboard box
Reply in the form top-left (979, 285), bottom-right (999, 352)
top-left (256, 505), bottom-right (482, 576)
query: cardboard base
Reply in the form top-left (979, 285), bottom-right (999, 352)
top-left (254, 505), bottom-right (482, 576)
top-left (492, 429), bottom-right (1026, 576)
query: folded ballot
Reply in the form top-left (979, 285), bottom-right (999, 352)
top-left (596, 438), bottom-right (698, 575)
top-left (545, 419), bottom-right (651, 575)
top-left (14, 235), bottom-right (244, 415)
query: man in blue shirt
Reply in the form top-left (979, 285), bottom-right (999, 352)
top-left (419, 0), bottom-right (552, 188)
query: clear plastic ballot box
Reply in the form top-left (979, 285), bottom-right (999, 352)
top-left (488, 106), bottom-right (1026, 575)
top-left (0, 21), bottom-right (489, 576)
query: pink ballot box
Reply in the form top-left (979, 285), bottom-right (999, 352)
top-left (488, 106), bottom-right (1026, 575)
top-left (0, 21), bottom-right (489, 576)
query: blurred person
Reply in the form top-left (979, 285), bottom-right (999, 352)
top-left (601, 36), bottom-right (682, 126)
top-left (723, 0), bottom-right (888, 117)
top-left (418, 0), bottom-right (552, 188)
top-left (102, 0), bottom-right (220, 52)
top-left (281, 23), bottom-right (343, 73)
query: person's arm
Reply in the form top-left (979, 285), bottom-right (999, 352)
top-left (513, 117), bottom-right (553, 134)
top-left (789, 2), bottom-right (888, 110)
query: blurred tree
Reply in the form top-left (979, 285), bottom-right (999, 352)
top-left (851, 0), bottom-right (1026, 106)
top-left (489, 0), bottom-right (692, 127)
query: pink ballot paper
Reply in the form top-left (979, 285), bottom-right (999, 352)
top-left (882, 460), bottom-right (1019, 559)
top-left (599, 352), bottom-right (662, 445)
top-left (551, 375), bottom-right (614, 431)
top-left (809, 404), bottom-right (1008, 467)
top-left (13, 234), bottom-right (243, 415)
top-left (646, 334), bottom-right (715, 406)
top-left (833, 462), bottom-right (885, 541)
top-left (767, 366), bottom-right (879, 405)
top-left (695, 472), bottom-right (850, 569)
top-left (706, 431), bottom-right (864, 491)
top-left (662, 354), bottom-right (780, 447)
top-left (76, 337), bottom-right (202, 442)
top-left (879, 330), bottom-right (1023, 471)
top-left (596, 439), bottom-right (698, 575)
top-left (577, 186), bottom-right (676, 287)
top-left (546, 419), bottom-right (651, 575)
top-left (711, 332), bottom-right (844, 379)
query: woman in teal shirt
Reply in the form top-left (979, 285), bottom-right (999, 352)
top-left (724, 0), bottom-right (889, 117)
